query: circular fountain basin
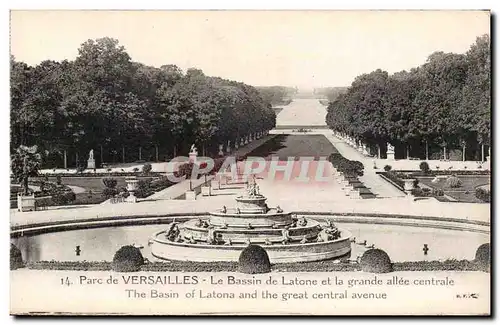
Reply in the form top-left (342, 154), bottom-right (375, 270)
top-left (209, 208), bottom-right (292, 227)
top-left (150, 227), bottom-right (352, 263)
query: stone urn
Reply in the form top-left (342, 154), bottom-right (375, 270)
top-left (403, 178), bottom-right (416, 192)
top-left (125, 176), bottom-right (139, 203)
top-left (17, 192), bottom-right (35, 212)
top-left (402, 178), bottom-right (417, 199)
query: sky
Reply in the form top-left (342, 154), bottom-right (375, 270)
top-left (10, 10), bottom-right (490, 89)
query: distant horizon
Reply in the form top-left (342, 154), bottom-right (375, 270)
top-left (10, 10), bottom-right (490, 89)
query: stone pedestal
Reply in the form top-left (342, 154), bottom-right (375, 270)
top-left (125, 177), bottom-right (139, 203)
top-left (349, 189), bottom-right (361, 199)
top-left (189, 152), bottom-right (197, 164)
top-left (185, 190), bottom-right (197, 200)
top-left (17, 193), bottom-right (35, 212)
top-left (362, 145), bottom-right (369, 155)
top-left (211, 180), bottom-right (220, 190)
top-left (387, 143), bottom-right (395, 160)
top-left (87, 158), bottom-right (96, 169)
top-left (201, 185), bottom-right (211, 196)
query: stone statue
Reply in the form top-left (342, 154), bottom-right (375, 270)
top-left (89, 149), bottom-right (94, 160)
top-left (189, 144), bottom-right (198, 154)
top-left (298, 217), bottom-right (308, 227)
top-left (281, 228), bottom-right (291, 244)
top-left (166, 222), bottom-right (180, 241)
top-left (206, 228), bottom-right (216, 245)
top-left (246, 176), bottom-right (260, 197)
top-left (387, 143), bottom-right (395, 153)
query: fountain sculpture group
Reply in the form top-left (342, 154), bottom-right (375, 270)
top-left (151, 178), bottom-right (352, 263)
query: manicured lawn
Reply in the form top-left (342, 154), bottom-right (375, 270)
top-left (246, 134), bottom-right (338, 160)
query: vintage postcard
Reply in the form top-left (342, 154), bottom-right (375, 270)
top-left (9, 10), bottom-right (491, 316)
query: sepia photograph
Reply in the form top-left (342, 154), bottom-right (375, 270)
top-left (9, 9), bottom-right (491, 316)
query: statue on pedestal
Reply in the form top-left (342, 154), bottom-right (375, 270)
top-left (87, 149), bottom-right (96, 169)
top-left (189, 144), bottom-right (198, 163)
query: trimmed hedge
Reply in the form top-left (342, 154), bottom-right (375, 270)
top-left (419, 161), bottom-right (430, 174)
top-left (10, 244), bottom-right (24, 270)
top-left (142, 163), bottom-right (152, 174)
top-left (112, 245), bottom-right (144, 272)
top-left (475, 187), bottom-right (490, 203)
top-left (360, 249), bottom-right (392, 273)
top-left (329, 153), bottom-right (364, 177)
top-left (238, 245), bottom-right (271, 274)
top-left (25, 257), bottom-right (488, 273)
top-left (474, 243), bottom-right (490, 272)
top-left (410, 187), bottom-right (444, 197)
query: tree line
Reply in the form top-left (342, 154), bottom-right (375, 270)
top-left (256, 86), bottom-right (297, 106)
top-left (326, 35), bottom-right (490, 161)
top-left (11, 37), bottom-right (277, 168)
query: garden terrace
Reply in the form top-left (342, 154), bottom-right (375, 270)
top-left (378, 171), bottom-right (490, 203)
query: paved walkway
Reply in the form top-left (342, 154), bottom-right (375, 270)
top-left (11, 184), bottom-right (490, 228)
top-left (145, 134), bottom-right (276, 200)
top-left (324, 133), bottom-right (406, 198)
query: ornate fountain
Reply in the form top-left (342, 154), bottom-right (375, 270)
top-left (151, 177), bottom-right (352, 263)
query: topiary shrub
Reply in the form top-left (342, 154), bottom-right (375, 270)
top-left (475, 187), bottom-right (491, 203)
top-left (142, 163), bottom-right (152, 174)
top-left (360, 249), bottom-right (392, 273)
top-left (112, 245), bottom-right (144, 272)
top-left (10, 243), bottom-right (24, 270)
top-left (474, 243), bottom-right (490, 272)
top-left (445, 175), bottom-right (462, 188)
top-left (238, 244), bottom-right (271, 274)
top-left (102, 187), bottom-right (119, 199)
top-left (384, 165), bottom-right (392, 172)
top-left (419, 161), bottom-right (430, 174)
top-left (102, 177), bottom-right (117, 189)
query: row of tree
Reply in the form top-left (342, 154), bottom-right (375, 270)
top-left (326, 35), bottom-right (490, 161)
top-left (256, 86), bottom-right (297, 106)
top-left (11, 37), bottom-right (277, 168)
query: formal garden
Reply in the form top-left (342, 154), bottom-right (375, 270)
top-left (379, 162), bottom-right (490, 203)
